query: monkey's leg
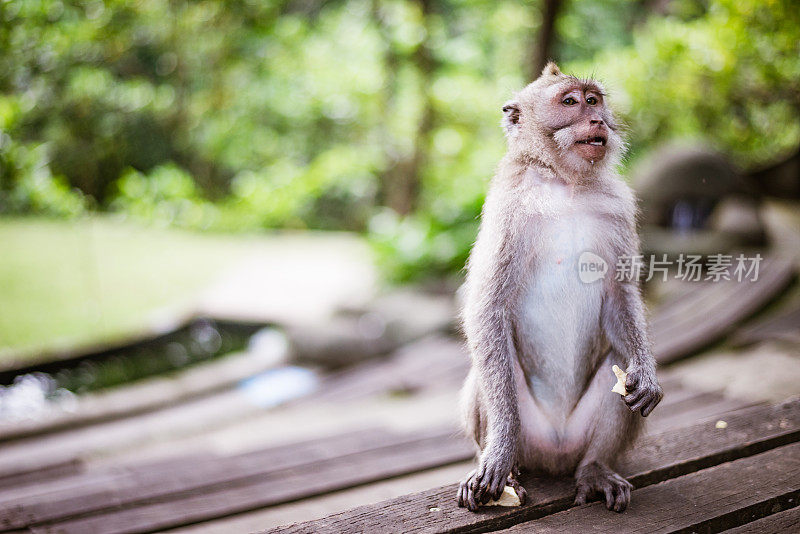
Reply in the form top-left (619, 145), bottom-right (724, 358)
top-left (568, 352), bottom-right (641, 513)
top-left (457, 359), bottom-right (526, 511)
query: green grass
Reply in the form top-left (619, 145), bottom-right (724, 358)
top-left (0, 216), bottom-right (257, 363)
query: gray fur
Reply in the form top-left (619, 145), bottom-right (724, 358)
top-left (457, 63), bottom-right (663, 513)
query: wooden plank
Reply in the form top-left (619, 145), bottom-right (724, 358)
top-left (158, 462), bottom-right (475, 534)
top-left (0, 456), bottom-right (82, 489)
top-left (0, 427), bottom-right (407, 530)
top-left (0, 337), bottom-right (457, 482)
top-left (656, 383), bottom-right (717, 407)
top-left (501, 442), bottom-right (800, 534)
top-left (649, 255), bottom-right (794, 340)
top-left (647, 398), bottom-right (761, 434)
top-left (0, 459), bottom-right (201, 503)
top-left (654, 258), bottom-right (792, 351)
top-left (722, 505), bottom-right (800, 534)
top-left (0, 370), bottom-right (748, 530)
top-left (306, 335), bottom-right (469, 403)
top-left (0, 343), bottom-right (280, 444)
top-left (653, 257), bottom-right (795, 364)
top-left (0, 265), bottom-right (789, 531)
top-left (265, 399), bottom-right (800, 534)
top-left (20, 432), bottom-right (474, 534)
top-left (0, 387), bottom-right (263, 480)
top-left (650, 280), bottom-right (726, 332)
top-left (655, 389), bottom-right (725, 413)
top-left (229, 426), bottom-right (403, 463)
top-left (732, 301), bottom-right (800, 347)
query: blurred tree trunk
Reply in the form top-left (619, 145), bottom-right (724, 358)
top-left (374, 0), bottom-right (436, 216)
top-left (529, 0), bottom-right (564, 80)
top-left (372, 0), bottom-right (401, 214)
top-left (398, 0), bottom-right (436, 216)
top-left (631, 0), bottom-right (673, 30)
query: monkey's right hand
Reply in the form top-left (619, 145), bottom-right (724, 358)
top-left (623, 365), bottom-right (663, 417)
top-left (457, 450), bottom-right (513, 511)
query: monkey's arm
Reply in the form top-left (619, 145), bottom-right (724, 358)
top-left (461, 204), bottom-right (527, 504)
top-left (601, 263), bottom-right (663, 417)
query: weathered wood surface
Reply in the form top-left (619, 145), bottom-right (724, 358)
top-left (306, 335), bottom-right (469, 403)
top-left (0, 431), bottom-right (384, 506)
top-left (265, 399), bottom-right (800, 534)
top-left (0, 456), bottom-right (82, 489)
top-left (649, 395), bottom-right (759, 433)
top-left (500, 443), bottom-right (800, 533)
top-left (0, 387), bottom-right (768, 533)
top-left (651, 256), bottom-right (795, 364)
top-left (0, 387), bottom-right (264, 482)
top-left (20, 432), bottom-right (471, 534)
top-left (0, 347), bottom-right (772, 532)
top-left (0, 364), bottom-right (757, 532)
top-left (732, 300), bottom-right (800, 347)
top-left (722, 505), bottom-right (800, 534)
top-left (0, 344), bottom-right (282, 444)
top-left (0, 427), bottom-right (417, 530)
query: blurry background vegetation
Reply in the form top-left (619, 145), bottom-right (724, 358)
top-left (1, 0), bottom-right (798, 287)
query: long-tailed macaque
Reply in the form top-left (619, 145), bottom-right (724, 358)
top-left (457, 63), bottom-right (663, 513)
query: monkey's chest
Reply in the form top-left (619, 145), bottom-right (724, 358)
top-left (515, 214), bottom-right (606, 411)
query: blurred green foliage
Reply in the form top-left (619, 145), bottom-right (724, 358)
top-left (0, 0), bottom-right (798, 282)
top-left (582, 0), bottom-right (800, 166)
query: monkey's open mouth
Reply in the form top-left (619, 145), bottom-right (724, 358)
top-left (576, 136), bottom-right (607, 146)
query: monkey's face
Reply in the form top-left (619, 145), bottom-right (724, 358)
top-left (502, 63), bottom-right (624, 173)
top-left (547, 83), bottom-right (612, 162)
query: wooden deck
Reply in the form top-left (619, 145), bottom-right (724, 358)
top-left (0, 258), bottom-right (797, 533)
top-left (270, 401), bottom-right (800, 534)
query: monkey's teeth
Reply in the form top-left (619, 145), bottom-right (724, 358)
top-left (589, 141), bottom-right (602, 145)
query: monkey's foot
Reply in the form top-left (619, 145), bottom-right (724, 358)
top-left (457, 466), bottom-right (527, 512)
top-left (574, 461), bottom-right (633, 513)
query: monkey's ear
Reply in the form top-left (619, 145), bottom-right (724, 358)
top-left (541, 61), bottom-right (562, 78)
top-left (501, 100), bottom-right (520, 137)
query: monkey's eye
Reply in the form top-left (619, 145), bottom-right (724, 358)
top-left (586, 96), bottom-right (598, 105)
top-left (562, 97), bottom-right (578, 106)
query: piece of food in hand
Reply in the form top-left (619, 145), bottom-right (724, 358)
top-left (611, 365), bottom-right (628, 396)
top-left (486, 485), bottom-right (522, 507)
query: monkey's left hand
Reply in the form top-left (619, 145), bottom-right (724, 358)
top-left (623, 365), bottom-right (663, 417)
